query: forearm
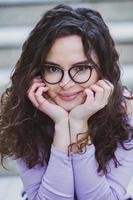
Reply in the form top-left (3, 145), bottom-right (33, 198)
top-left (36, 145), bottom-right (74, 200)
top-left (71, 144), bottom-right (132, 200)
top-left (53, 119), bottom-right (71, 152)
top-left (17, 145), bottom-right (74, 200)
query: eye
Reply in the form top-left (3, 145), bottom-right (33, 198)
top-left (45, 65), bottom-right (60, 73)
top-left (75, 64), bottom-right (91, 72)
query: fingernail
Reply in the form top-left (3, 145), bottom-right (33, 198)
top-left (104, 79), bottom-right (112, 86)
top-left (83, 90), bottom-right (86, 95)
top-left (36, 76), bottom-right (42, 79)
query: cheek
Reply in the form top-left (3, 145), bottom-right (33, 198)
top-left (45, 84), bottom-right (59, 96)
top-left (80, 70), bottom-right (99, 88)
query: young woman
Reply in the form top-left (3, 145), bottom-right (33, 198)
top-left (0, 4), bottom-right (133, 200)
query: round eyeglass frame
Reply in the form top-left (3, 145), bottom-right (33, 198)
top-left (41, 64), bottom-right (94, 85)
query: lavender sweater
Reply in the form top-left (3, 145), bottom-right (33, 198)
top-left (16, 116), bottom-right (133, 200)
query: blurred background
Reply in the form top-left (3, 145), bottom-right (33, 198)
top-left (0, 0), bottom-right (133, 199)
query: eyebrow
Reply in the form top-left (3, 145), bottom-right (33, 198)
top-left (44, 60), bottom-right (89, 67)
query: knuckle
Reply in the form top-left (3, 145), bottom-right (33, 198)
top-left (86, 89), bottom-right (93, 96)
top-left (35, 90), bottom-right (39, 96)
top-left (98, 79), bottom-right (103, 84)
top-left (27, 92), bottom-right (32, 99)
top-left (104, 79), bottom-right (113, 87)
top-left (105, 86), bottom-right (111, 91)
top-left (85, 88), bottom-right (91, 93)
top-left (27, 93), bottom-right (30, 98)
top-left (98, 87), bottom-right (104, 92)
top-left (35, 92), bottom-right (39, 97)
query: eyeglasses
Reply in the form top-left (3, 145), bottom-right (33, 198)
top-left (41, 62), bottom-right (94, 84)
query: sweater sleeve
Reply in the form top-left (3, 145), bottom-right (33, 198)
top-left (72, 116), bottom-right (133, 200)
top-left (16, 144), bottom-right (74, 200)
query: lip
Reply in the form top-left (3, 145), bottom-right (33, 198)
top-left (58, 92), bottom-right (82, 101)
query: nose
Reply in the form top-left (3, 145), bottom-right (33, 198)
top-left (59, 71), bottom-right (75, 89)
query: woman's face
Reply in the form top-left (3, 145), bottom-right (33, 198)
top-left (43, 35), bottom-right (99, 111)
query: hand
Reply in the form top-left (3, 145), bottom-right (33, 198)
top-left (69, 79), bottom-right (114, 122)
top-left (27, 77), bottom-right (68, 124)
top-left (69, 79), bottom-right (114, 144)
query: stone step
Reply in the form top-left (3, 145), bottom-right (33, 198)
top-left (0, 42), bottom-right (132, 72)
top-left (0, 176), bottom-right (23, 200)
top-left (0, 22), bottom-right (133, 48)
top-left (0, 158), bottom-right (19, 176)
top-left (0, 1), bottom-right (133, 27)
top-left (0, 0), bottom-right (74, 4)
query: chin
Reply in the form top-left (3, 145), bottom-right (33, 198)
top-left (56, 98), bottom-right (84, 112)
top-left (62, 105), bottom-right (75, 112)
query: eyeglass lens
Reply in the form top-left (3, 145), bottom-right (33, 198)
top-left (42, 63), bottom-right (93, 84)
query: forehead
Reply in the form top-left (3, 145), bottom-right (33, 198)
top-left (45, 35), bottom-right (99, 68)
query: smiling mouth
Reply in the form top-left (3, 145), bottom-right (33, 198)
top-left (58, 92), bottom-right (82, 101)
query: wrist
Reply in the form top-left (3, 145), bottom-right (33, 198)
top-left (55, 119), bottom-right (70, 137)
top-left (69, 118), bottom-right (88, 134)
top-left (53, 119), bottom-right (70, 153)
top-left (69, 118), bottom-right (88, 143)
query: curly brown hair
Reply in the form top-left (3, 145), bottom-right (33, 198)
top-left (0, 4), bottom-right (133, 174)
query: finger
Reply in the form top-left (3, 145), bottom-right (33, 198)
top-left (96, 79), bottom-right (113, 101)
top-left (103, 79), bottom-right (113, 88)
top-left (36, 75), bottom-right (42, 79)
top-left (28, 77), bottom-right (44, 88)
top-left (84, 88), bottom-right (94, 104)
top-left (35, 86), bottom-right (50, 108)
top-left (89, 84), bottom-right (104, 102)
top-left (103, 79), bottom-right (114, 96)
top-left (32, 77), bottom-right (43, 83)
top-left (28, 82), bottom-right (45, 94)
top-left (27, 83), bottom-right (45, 107)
